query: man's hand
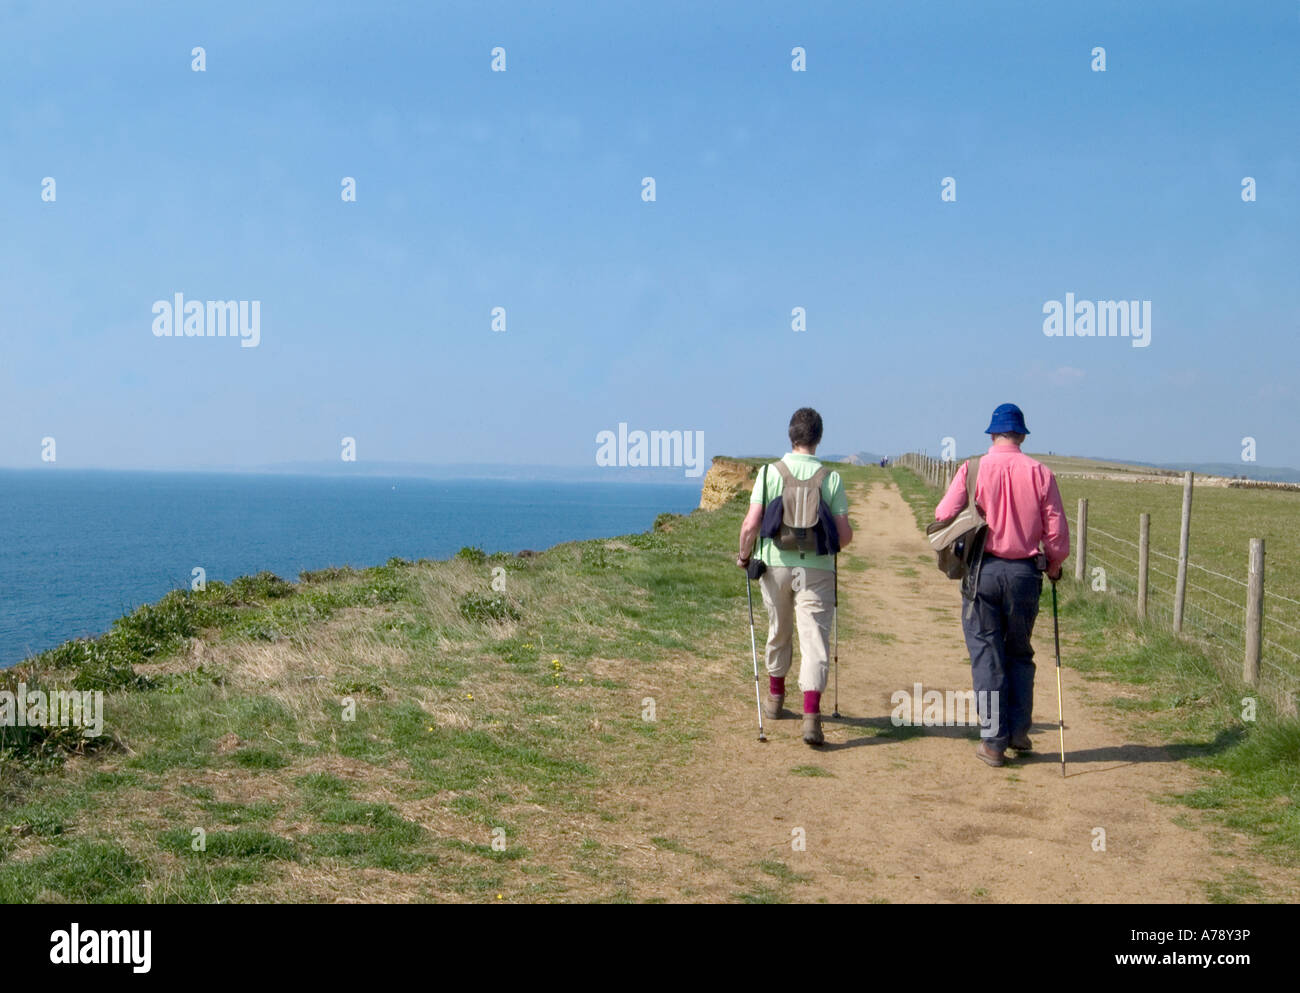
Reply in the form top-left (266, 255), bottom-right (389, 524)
top-left (736, 554), bottom-right (751, 569)
top-left (1047, 564), bottom-right (1062, 582)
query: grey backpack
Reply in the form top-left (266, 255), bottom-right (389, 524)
top-left (771, 461), bottom-right (829, 552)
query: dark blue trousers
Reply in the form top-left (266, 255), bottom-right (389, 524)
top-left (961, 556), bottom-right (1042, 749)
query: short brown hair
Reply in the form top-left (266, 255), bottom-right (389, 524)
top-left (788, 408), bottom-right (824, 448)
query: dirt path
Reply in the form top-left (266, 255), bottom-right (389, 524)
top-left (623, 480), bottom-right (1256, 903)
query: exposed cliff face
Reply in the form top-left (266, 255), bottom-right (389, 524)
top-left (698, 457), bottom-right (757, 510)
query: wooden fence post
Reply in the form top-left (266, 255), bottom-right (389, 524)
top-left (1245, 538), bottom-right (1264, 686)
top-left (1074, 499), bottom-right (1088, 582)
top-left (1174, 470), bottom-right (1193, 634)
top-left (1137, 513), bottom-right (1150, 620)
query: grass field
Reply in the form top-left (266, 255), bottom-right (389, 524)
top-left (1035, 454), bottom-right (1184, 479)
top-left (0, 498), bottom-right (760, 902)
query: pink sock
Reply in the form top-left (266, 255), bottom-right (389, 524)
top-left (804, 691), bottom-right (821, 714)
top-left (769, 677), bottom-right (785, 697)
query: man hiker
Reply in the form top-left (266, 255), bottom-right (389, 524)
top-left (934, 403), bottom-right (1069, 767)
top-left (736, 408), bottom-right (853, 746)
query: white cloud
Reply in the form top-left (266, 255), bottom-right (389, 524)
top-left (1047, 366), bottom-right (1086, 386)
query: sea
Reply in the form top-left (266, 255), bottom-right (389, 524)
top-left (0, 470), bottom-right (701, 668)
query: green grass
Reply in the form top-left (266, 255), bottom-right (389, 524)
top-left (650, 836), bottom-right (689, 854)
top-left (0, 840), bottom-right (147, 903)
top-left (0, 468), bottom-right (778, 902)
top-left (733, 884), bottom-right (786, 904)
top-left (758, 858), bottom-right (812, 885)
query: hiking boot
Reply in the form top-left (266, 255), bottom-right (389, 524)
top-left (802, 713), bottom-right (825, 747)
top-left (1009, 733), bottom-right (1033, 752)
top-left (974, 742), bottom-right (1005, 767)
top-left (763, 693), bottom-right (785, 720)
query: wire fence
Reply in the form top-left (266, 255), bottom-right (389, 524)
top-left (1086, 518), bottom-right (1300, 707)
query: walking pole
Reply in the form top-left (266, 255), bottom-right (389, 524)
top-left (746, 576), bottom-right (767, 742)
top-left (1052, 579), bottom-right (1065, 777)
top-left (831, 554), bottom-right (840, 718)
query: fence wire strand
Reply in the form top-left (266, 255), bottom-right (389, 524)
top-left (1090, 527), bottom-right (1140, 550)
top-left (1183, 580), bottom-right (1247, 612)
top-left (1186, 559), bottom-right (1250, 588)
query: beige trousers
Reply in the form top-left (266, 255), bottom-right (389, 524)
top-left (757, 565), bottom-right (835, 693)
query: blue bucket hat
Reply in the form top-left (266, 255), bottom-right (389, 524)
top-left (985, 403), bottom-right (1030, 436)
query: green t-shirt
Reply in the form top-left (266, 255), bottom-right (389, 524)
top-left (748, 453), bottom-right (849, 571)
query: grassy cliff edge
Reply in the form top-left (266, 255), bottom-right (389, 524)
top-left (0, 463), bottom-right (764, 901)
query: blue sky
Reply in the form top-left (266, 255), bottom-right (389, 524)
top-left (2, 0), bottom-right (1296, 473)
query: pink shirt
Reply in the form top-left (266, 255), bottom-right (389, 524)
top-left (935, 444), bottom-right (1070, 571)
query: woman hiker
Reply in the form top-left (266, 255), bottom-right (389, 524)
top-left (736, 408), bottom-right (854, 747)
